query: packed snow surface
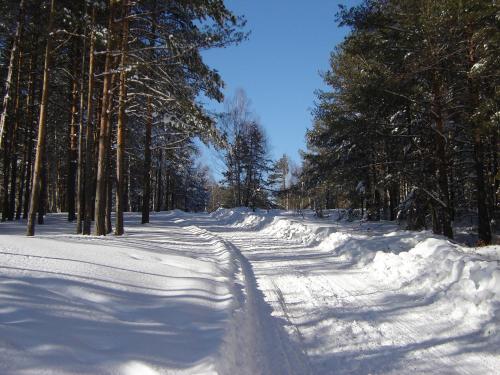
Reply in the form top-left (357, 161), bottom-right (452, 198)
top-left (1, 209), bottom-right (499, 374)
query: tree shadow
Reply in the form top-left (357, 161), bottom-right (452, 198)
top-left (300, 287), bottom-right (500, 374)
top-left (0, 212), bottom-right (233, 373)
top-left (0, 272), bottom-right (229, 373)
top-left (308, 328), bottom-right (494, 374)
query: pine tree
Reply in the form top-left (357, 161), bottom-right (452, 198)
top-left (268, 154), bottom-right (290, 209)
top-left (26, 0), bottom-right (55, 236)
top-left (0, 0), bottom-right (245, 235)
top-left (306, 0), bottom-right (498, 242)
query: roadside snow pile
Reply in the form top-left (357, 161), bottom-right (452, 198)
top-left (262, 217), bottom-right (319, 245)
top-left (259, 214), bottom-right (432, 265)
top-left (264, 215), bottom-right (499, 310)
top-left (247, 210), bottom-right (500, 329)
top-left (210, 207), bottom-right (234, 219)
top-left (231, 213), bottom-right (266, 229)
top-left (207, 209), bottom-right (500, 374)
top-left (316, 231), bottom-right (366, 262)
top-left (369, 238), bottom-right (500, 321)
top-left (316, 229), bottom-right (435, 265)
top-left (211, 208), bottom-right (274, 230)
top-left (210, 207), bottom-right (253, 225)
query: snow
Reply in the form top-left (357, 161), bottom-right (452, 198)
top-left (1, 209), bottom-right (499, 374)
top-left (0, 213), bottom-right (232, 374)
top-left (470, 61), bottom-right (486, 74)
top-left (208, 209), bottom-right (500, 374)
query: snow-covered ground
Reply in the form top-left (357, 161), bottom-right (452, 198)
top-left (1, 209), bottom-right (499, 374)
top-left (0, 213), bottom-right (236, 374)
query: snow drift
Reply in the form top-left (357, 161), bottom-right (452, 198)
top-left (214, 209), bottom-right (500, 374)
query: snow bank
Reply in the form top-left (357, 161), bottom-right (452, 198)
top-left (230, 213), bottom-right (266, 229)
top-left (260, 215), bottom-right (428, 264)
top-left (263, 214), bottom-right (499, 313)
top-left (262, 217), bottom-right (316, 244)
top-left (370, 238), bottom-right (500, 321)
top-left (211, 208), bottom-right (273, 230)
top-left (210, 207), bottom-right (253, 224)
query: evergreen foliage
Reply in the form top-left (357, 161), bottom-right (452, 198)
top-left (0, 0), bottom-right (245, 235)
top-left (303, 0), bottom-right (499, 243)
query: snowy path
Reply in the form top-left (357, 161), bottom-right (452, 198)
top-left (194, 211), bottom-right (500, 375)
top-left (192, 226), bottom-right (311, 375)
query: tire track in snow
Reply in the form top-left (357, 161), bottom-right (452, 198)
top-left (272, 280), bottom-right (310, 359)
top-left (184, 225), bottom-right (312, 375)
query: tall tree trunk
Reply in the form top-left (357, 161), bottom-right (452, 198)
top-left (170, 174), bottom-right (175, 210)
top-left (26, 0), bottom-right (55, 236)
top-left (165, 172), bottom-right (170, 210)
top-left (389, 181), bottom-right (399, 221)
top-left (104, 66), bottom-right (117, 235)
top-left (155, 149), bottom-right (162, 212)
top-left (16, 53), bottom-right (35, 220)
top-left (490, 132), bottom-right (498, 233)
top-left (23, 62), bottom-right (36, 220)
top-left (466, 35), bottom-right (492, 244)
top-left (37, 152), bottom-right (47, 225)
top-left (431, 80), bottom-right (453, 239)
top-left (76, 8), bottom-right (88, 234)
top-left (66, 45), bottom-right (80, 222)
top-left (141, 0), bottom-right (158, 223)
top-left (105, 161), bottom-right (113, 234)
top-left (1, 28), bottom-right (24, 221)
top-left (91, 94), bottom-right (102, 222)
top-left (8, 47), bottom-right (24, 221)
top-left (2, 129), bottom-right (12, 221)
top-left (125, 154), bottom-right (131, 211)
top-left (115, 0), bottom-right (130, 235)
top-left (142, 96), bottom-right (152, 223)
top-left (16, 130), bottom-right (28, 220)
top-left (0, 0), bottom-right (25, 149)
top-left (473, 135), bottom-right (491, 243)
top-left (83, 6), bottom-right (96, 235)
top-left (94, 1), bottom-right (116, 236)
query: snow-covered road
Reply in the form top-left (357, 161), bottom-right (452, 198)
top-left (194, 209), bottom-right (500, 375)
top-left (1, 209), bottom-right (499, 374)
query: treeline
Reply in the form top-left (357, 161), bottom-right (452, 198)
top-left (212, 90), bottom-right (322, 212)
top-left (0, 0), bottom-right (244, 235)
top-left (219, 90), bottom-right (271, 209)
top-left (302, 0), bottom-right (498, 244)
top-left (211, 89), bottom-right (307, 212)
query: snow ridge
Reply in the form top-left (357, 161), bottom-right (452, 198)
top-left (188, 225), bottom-right (312, 375)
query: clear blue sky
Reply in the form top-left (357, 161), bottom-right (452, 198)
top-left (200, 0), bottom-right (360, 178)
